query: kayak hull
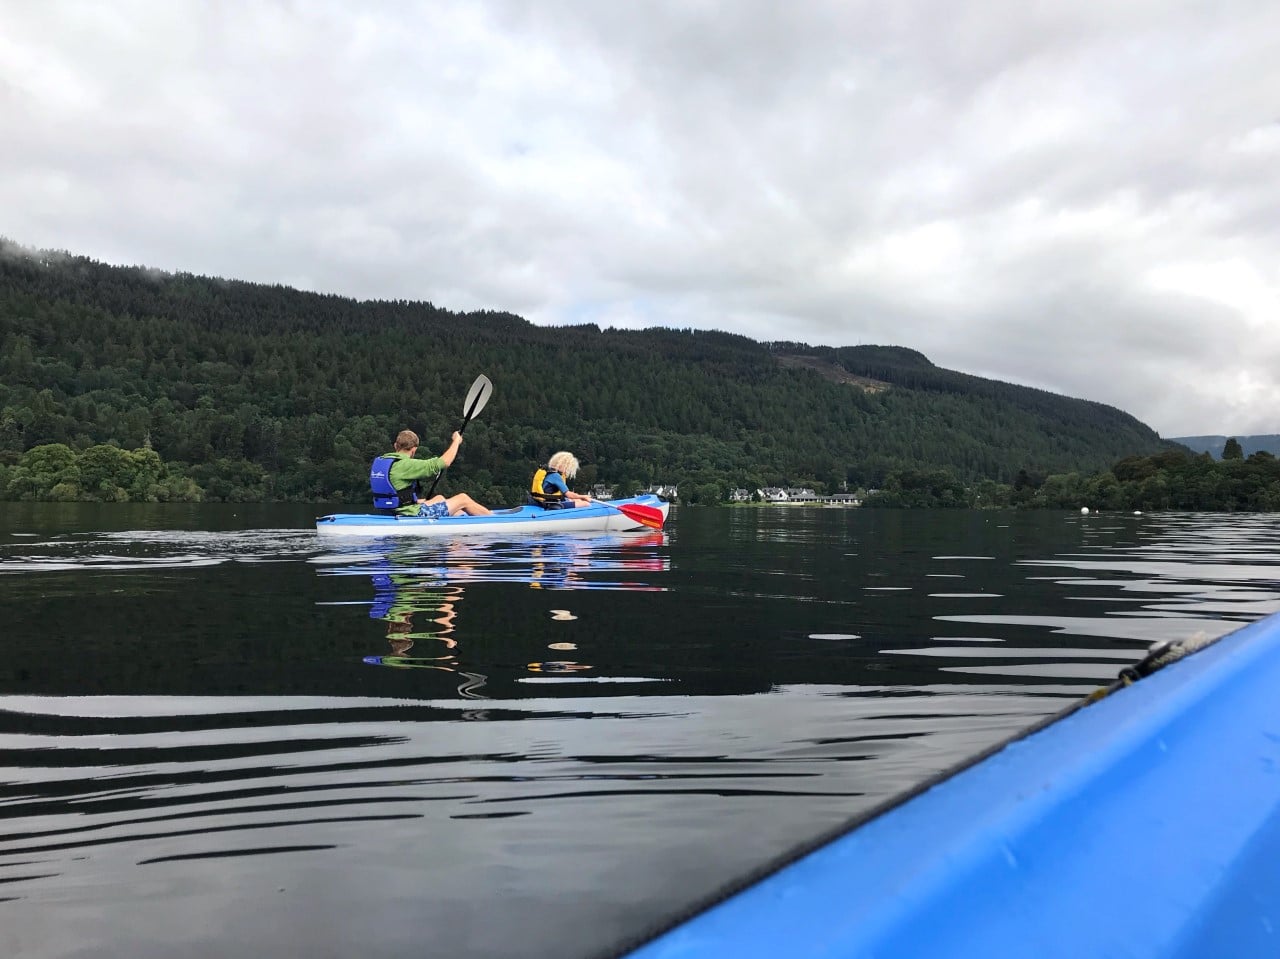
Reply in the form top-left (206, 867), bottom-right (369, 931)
top-left (316, 495), bottom-right (668, 537)
top-left (626, 610), bottom-right (1280, 959)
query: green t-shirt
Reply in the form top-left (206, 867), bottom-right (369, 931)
top-left (385, 451), bottom-right (447, 515)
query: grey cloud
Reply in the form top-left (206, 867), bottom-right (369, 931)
top-left (3, 0), bottom-right (1279, 435)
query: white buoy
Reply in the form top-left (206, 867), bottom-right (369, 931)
top-left (1080, 506), bottom-right (1090, 515)
top-left (1133, 510), bottom-right (1143, 516)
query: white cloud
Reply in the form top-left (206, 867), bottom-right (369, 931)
top-left (3, 0), bottom-right (1279, 436)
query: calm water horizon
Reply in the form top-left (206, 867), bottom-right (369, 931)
top-left (3, 504), bottom-right (1279, 958)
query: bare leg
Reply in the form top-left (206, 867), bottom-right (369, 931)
top-left (444, 493), bottom-right (493, 517)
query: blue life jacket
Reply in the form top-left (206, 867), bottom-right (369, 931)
top-left (369, 573), bottom-right (396, 619)
top-left (370, 455), bottom-right (420, 511)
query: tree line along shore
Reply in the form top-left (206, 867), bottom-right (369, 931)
top-left (4, 441), bottom-right (1278, 512)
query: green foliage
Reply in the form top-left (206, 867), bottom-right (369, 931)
top-left (1, 239), bottom-right (1178, 506)
top-left (1018, 450), bottom-right (1280, 511)
top-left (687, 482), bottom-right (724, 506)
top-left (2, 442), bottom-right (199, 502)
top-left (1222, 436), bottom-right (1244, 460)
top-left (861, 466), bottom-right (1021, 508)
top-left (4, 443), bottom-right (80, 500)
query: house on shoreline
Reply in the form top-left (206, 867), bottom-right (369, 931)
top-left (640, 484), bottom-right (679, 501)
top-left (638, 484), bottom-right (861, 506)
top-left (750, 487), bottom-right (861, 507)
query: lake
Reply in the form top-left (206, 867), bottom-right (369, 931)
top-left (3, 504), bottom-right (1279, 959)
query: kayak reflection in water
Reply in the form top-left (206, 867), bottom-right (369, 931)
top-left (526, 659), bottom-right (593, 674)
top-left (528, 538), bottom-right (586, 591)
top-left (527, 532), bottom-right (667, 591)
top-left (362, 571), bottom-right (487, 698)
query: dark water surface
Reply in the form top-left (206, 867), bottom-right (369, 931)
top-left (3, 504), bottom-right (1279, 958)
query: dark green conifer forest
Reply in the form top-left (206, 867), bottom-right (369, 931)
top-left (0, 239), bottom-right (1213, 508)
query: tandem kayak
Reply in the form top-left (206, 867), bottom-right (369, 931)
top-left (316, 494), bottom-right (669, 536)
top-left (624, 611), bottom-right (1280, 959)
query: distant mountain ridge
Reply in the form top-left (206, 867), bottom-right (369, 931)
top-left (1, 238), bottom-right (1178, 503)
top-left (1170, 435), bottom-right (1280, 459)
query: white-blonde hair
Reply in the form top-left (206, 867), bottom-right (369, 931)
top-left (547, 451), bottom-right (579, 479)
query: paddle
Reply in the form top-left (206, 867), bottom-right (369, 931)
top-left (424, 374), bottom-right (493, 498)
top-left (592, 498), bottom-right (665, 530)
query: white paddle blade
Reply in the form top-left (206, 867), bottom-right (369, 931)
top-left (462, 374), bottom-right (493, 422)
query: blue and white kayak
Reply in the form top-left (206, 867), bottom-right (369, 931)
top-left (625, 611), bottom-right (1280, 959)
top-left (316, 494), bottom-right (668, 537)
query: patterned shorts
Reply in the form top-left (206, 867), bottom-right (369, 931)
top-left (417, 501), bottom-right (450, 519)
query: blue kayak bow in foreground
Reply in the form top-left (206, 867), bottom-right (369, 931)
top-left (624, 611), bottom-right (1280, 959)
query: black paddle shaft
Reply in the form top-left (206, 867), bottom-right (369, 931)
top-left (424, 375), bottom-right (492, 498)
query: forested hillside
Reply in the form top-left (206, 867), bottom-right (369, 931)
top-left (0, 240), bottom-right (1175, 505)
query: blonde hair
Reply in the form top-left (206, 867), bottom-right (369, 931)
top-left (394, 430), bottom-right (420, 451)
top-left (547, 451), bottom-right (579, 479)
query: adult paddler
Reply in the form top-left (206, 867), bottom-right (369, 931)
top-left (369, 429), bottom-right (493, 517)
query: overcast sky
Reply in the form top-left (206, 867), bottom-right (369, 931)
top-left (3, 1), bottom-right (1278, 437)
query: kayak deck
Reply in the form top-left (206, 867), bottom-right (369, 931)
top-left (624, 611), bottom-right (1280, 958)
top-left (316, 495), bottom-right (668, 536)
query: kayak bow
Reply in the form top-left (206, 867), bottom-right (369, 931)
top-left (625, 611), bottom-right (1280, 959)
